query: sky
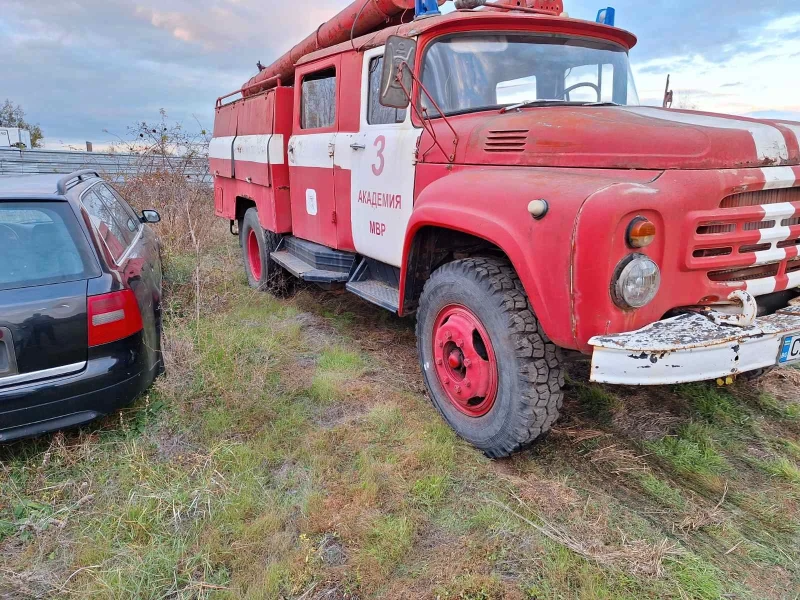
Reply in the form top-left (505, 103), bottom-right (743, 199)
top-left (2, 0), bottom-right (799, 149)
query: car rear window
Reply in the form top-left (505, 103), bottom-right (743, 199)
top-left (0, 202), bottom-right (100, 291)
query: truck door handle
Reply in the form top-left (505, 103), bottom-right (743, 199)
top-left (350, 142), bottom-right (366, 151)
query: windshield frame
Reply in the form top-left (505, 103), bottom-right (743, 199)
top-left (416, 30), bottom-right (639, 119)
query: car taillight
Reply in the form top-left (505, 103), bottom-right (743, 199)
top-left (87, 290), bottom-right (143, 347)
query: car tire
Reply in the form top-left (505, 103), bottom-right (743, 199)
top-left (416, 257), bottom-right (564, 458)
top-left (240, 208), bottom-right (294, 296)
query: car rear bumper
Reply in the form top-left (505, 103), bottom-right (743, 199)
top-left (0, 332), bottom-right (157, 442)
top-left (589, 305), bottom-right (800, 385)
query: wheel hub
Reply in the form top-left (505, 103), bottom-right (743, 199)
top-left (247, 229), bottom-right (262, 280)
top-left (432, 304), bottom-right (498, 417)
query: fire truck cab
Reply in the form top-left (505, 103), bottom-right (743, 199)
top-left (211, 0), bottom-right (800, 457)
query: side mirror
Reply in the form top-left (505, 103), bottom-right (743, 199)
top-left (379, 35), bottom-right (417, 109)
top-left (140, 210), bottom-right (161, 224)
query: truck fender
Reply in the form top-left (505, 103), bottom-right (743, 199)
top-left (400, 168), bottom-right (588, 348)
top-left (399, 167), bottom-right (662, 350)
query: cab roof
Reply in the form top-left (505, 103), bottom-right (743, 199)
top-left (297, 10), bottom-right (637, 66)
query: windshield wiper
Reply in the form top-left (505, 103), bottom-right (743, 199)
top-left (500, 100), bottom-right (619, 113)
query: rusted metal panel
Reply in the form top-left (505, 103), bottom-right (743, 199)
top-left (590, 304), bottom-right (800, 385)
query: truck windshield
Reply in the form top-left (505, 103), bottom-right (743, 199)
top-left (421, 33), bottom-right (640, 116)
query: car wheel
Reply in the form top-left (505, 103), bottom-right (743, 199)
top-left (416, 257), bottom-right (564, 458)
top-left (240, 208), bottom-right (294, 296)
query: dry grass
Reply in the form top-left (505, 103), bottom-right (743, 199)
top-left (1, 174), bottom-right (800, 599)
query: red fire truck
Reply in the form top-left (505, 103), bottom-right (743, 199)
top-left (210, 0), bottom-right (800, 457)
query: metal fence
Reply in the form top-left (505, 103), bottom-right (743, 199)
top-left (0, 147), bottom-right (210, 183)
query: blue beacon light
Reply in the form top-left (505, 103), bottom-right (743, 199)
top-left (596, 7), bottom-right (616, 26)
top-left (415, 0), bottom-right (441, 19)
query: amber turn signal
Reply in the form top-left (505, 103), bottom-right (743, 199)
top-left (626, 217), bottom-right (656, 248)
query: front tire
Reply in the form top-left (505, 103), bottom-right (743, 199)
top-left (416, 257), bottom-right (564, 458)
top-left (240, 208), bottom-right (293, 296)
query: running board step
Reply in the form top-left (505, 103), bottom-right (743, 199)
top-left (270, 250), bottom-right (351, 283)
top-left (346, 258), bottom-right (400, 312)
top-left (271, 236), bottom-right (355, 284)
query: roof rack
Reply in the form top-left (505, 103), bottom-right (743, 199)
top-left (56, 169), bottom-right (101, 195)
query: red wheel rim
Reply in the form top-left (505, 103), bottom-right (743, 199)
top-left (247, 229), bottom-right (262, 281)
top-left (432, 304), bottom-right (498, 417)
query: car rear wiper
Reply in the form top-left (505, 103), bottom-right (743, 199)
top-left (500, 100), bottom-right (619, 113)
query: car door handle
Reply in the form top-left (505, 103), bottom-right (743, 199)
top-left (350, 142), bottom-right (366, 151)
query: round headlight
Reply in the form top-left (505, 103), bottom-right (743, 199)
top-left (613, 254), bottom-right (661, 309)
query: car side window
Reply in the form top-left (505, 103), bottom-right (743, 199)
top-left (103, 184), bottom-right (142, 234)
top-left (301, 68), bottom-right (336, 129)
top-left (367, 56), bottom-right (406, 125)
top-left (81, 184), bottom-right (137, 261)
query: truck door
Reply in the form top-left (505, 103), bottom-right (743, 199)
top-left (288, 59), bottom-right (340, 248)
top-left (343, 47), bottom-right (422, 267)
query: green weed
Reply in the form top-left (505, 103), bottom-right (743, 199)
top-left (646, 422), bottom-right (728, 477)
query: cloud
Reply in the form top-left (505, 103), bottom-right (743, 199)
top-left (2, 0), bottom-right (799, 146)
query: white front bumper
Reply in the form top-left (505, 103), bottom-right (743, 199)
top-left (589, 305), bottom-right (800, 385)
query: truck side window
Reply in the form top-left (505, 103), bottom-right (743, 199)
top-left (367, 56), bottom-right (406, 125)
top-left (301, 68), bottom-right (336, 129)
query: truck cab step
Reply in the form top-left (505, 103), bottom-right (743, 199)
top-left (270, 236), bottom-right (355, 284)
top-left (346, 258), bottom-right (400, 312)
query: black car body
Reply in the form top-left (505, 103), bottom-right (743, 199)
top-left (0, 170), bottom-right (163, 441)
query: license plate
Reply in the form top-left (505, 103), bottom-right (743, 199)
top-left (778, 333), bottom-right (800, 364)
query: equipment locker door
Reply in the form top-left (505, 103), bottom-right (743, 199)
top-left (288, 59), bottom-right (340, 248)
top-left (343, 47), bottom-right (422, 267)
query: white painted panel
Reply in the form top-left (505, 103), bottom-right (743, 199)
top-left (232, 134), bottom-right (284, 165)
top-left (209, 136), bottom-right (235, 160)
top-left (762, 202), bottom-right (796, 219)
top-left (778, 122), bottom-right (800, 148)
top-left (761, 166), bottom-right (797, 189)
top-left (589, 310), bottom-right (800, 385)
top-left (288, 133), bottom-right (336, 169)
top-left (745, 276), bottom-right (777, 296)
top-left (758, 225), bottom-right (792, 244)
top-left (753, 247), bottom-right (787, 266)
top-left (305, 189), bottom-right (318, 215)
top-left (624, 107), bottom-right (789, 163)
top-left (786, 270), bottom-right (800, 289)
top-left (348, 46), bottom-right (422, 268)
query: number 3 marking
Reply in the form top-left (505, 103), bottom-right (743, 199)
top-left (372, 135), bottom-right (385, 176)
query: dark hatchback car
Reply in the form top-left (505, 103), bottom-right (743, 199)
top-left (0, 170), bottom-right (163, 441)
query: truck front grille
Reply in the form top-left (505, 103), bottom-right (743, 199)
top-left (689, 187), bottom-right (800, 291)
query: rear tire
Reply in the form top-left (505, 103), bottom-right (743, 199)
top-left (416, 257), bottom-right (564, 458)
top-left (240, 208), bottom-right (294, 296)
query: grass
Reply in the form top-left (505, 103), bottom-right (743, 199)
top-left (2, 226), bottom-right (800, 599)
top-left (759, 457), bottom-right (800, 485)
top-left (635, 472), bottom-right (686, 510)
top-left (646, 422), bottom-right (728, 477)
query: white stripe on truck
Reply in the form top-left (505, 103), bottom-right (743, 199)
top-left (209, 134), bottom-right (285, 165)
